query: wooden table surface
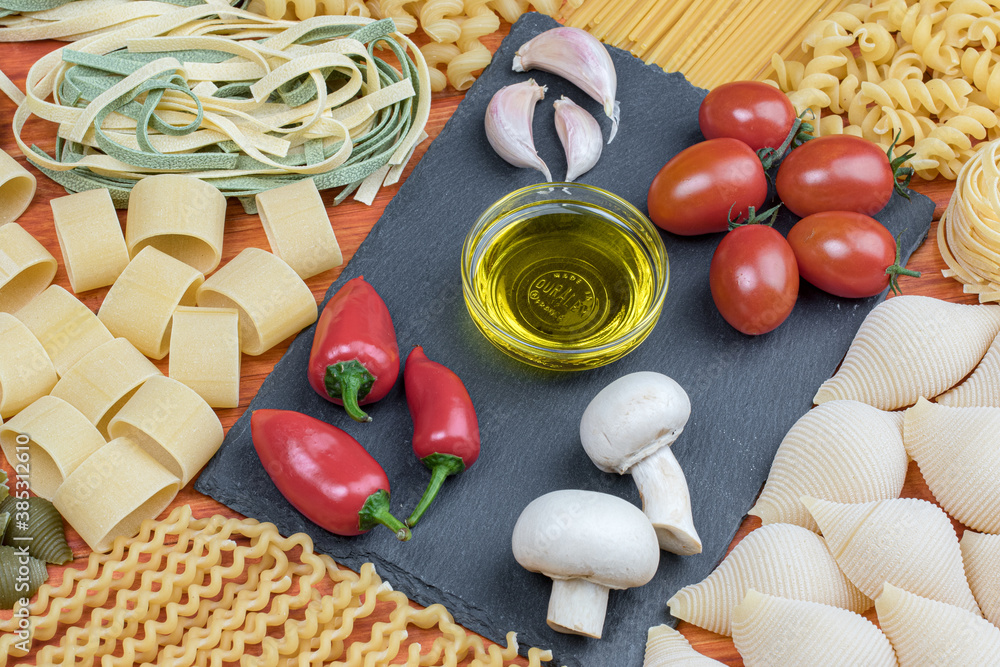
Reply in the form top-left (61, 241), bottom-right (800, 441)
top-left (0, 19), bottom-right (974, 666)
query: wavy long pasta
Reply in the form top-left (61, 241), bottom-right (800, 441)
top-left (0, 505), bottom-right (554, 666)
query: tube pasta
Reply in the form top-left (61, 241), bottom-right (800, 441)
top-left (50, 188), bottom-right (129, 294)
top-left (0, 496), bottom-right (72, 565)
top-left (876, 583), bottom-right (1000, 665)
top-left (961, 531), bottom-right (1000, 628)
top-left (0, 148), bottom-right (36, 226)
top-left (196, 248), bottom-right (318, 356)
top-left (643, 624), bottom-right (724, 666)
top-left (0, 395), bottom-right (106, 501)
top-left (803, 496), bottom-right (982, 615)
top-left (731, 590), bottom-right (897, 666)
top-left (0, 222), bottom-right (57, 314)
top-left (0, 505), bottom-right (554, 665)
top-left (168, 306), bottom-right (240, 409)
top-left (813, 295), bottom-right (1000, 410)
top-left (748, 400), bottom-right (907, 532)
top-left (666, 523), bottom-right (870, 637)
top-left (107, 376), bottom-right (223, 487)
top-left (0, 312), bottom-right (57, 419)
top-left (49, 337), bottom-right (162, 438)
top-left (13, 284), bottom-right (113, 376)
top-left (97, 246), bottom-right (204, 360)
top-left (125, 174), bottom-right (227, 275)
top-left (255, 178), bottom-right (343, 280)
top-left (53, 436), bottom-right (180, 553)
top-left (903, 398), bottom-right (1000, 533)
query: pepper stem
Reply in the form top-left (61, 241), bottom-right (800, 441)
top-left (325, 360), bottom-right (376, 423)
top-left (359, 489), bottom-right (411, 541)
top-left (885, 232), bottom-right (921, 295)
top-left (406, 453), bottom-right (467, 528)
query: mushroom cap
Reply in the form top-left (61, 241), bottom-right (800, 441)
top-left (511, 489), bottom-right (660, 590)
top-left (580, 371), bottom-right (692, 474)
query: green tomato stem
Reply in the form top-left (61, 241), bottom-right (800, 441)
top-left (406, 453), bottom-right (467, 528)
top-left (885, 232), bottom-right (921, 295)
top-left (359, 489), bottom-right (411, 541)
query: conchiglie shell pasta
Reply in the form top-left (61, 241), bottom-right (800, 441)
top-left (803, 496), bottom-right (981, 615)
top-left (731, 590), bottom-right (897, 667)
top-left (961, 531), bottom-right (1000, 628)
top-left (936, 330), bottom-right (1000, 407)
top-left (749, 401), bottom-right (906, 532)
top-left (813, 296), bottom-right (1000, 410)
top-left (903, 398), bottom-right (1000, 533)
top-left (876, 583), bottom-right (1000, 666)
top-left (667, 524), bottom-right (870, 637)
top-left (643, 625), bottom-right (724, 666)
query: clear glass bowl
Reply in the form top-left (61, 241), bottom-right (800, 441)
top-left (461, 183), bottom-right (669, 371)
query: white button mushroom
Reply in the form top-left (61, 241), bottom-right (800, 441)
top-left (511, 489), bottom-right (660, 639)
top-left (580, 371), bottom-right (702, 555)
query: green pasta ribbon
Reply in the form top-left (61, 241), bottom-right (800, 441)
top-left (10, 9), bottom-right (431, 212)
top-left (0, 496), bottom-right (73, 565)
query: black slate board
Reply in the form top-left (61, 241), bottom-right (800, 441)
top-left (196, 13), bottom-right (934, 666)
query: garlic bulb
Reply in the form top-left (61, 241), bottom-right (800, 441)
top-left (484, 79), bottom-right (551, 181)
top-left (513, 27), bottom-right (620, 142)
top-left (554, 96), bottom-right (602, 182)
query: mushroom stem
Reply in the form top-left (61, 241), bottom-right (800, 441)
top-left (631, 445), bottom-right (702, 555)
top-left (546, 578), bottom-right (611, 638)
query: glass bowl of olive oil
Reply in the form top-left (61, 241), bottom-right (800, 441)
top-left (462, 183), bottom-right (668, 371)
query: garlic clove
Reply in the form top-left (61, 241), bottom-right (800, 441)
top-left (513, 27), bottom-right (620, 143)
top-left (484, 79), bottom-right (552, 181)
top-left (554, 96), bottom-right (603, 182)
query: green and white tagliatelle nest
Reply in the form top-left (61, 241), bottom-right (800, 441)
top-left (4, 6), bottom-right (430, 211)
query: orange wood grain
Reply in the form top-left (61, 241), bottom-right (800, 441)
top-left (0, 22), bottom-right (977, 666)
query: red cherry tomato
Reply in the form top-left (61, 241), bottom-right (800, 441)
top-left (787, 211), bottom-right (920, 298)
top-left (776, 135), bottom-right (909, 217)
top-left (698, 81), bottom-right (796, 152)
top-left (647, 138), bottom-right (768, 236)
top-left (709, 225), bottom-right (799, 335)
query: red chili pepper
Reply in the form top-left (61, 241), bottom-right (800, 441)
top-left (403, 346), bottom-right (480, 528)
top-left (307, 276), bottom-right (399, 423)
top-left (250, 409), bottom-right (410, 540)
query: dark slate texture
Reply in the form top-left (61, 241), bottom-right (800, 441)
top-left (196, 13), bottom-right (934, 666)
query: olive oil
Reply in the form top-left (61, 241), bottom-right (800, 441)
top-left (471, 201), bottom-right (658, 354)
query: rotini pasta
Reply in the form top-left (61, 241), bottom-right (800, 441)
top-left (0, 505), bottom-right (554, 666)
top-left (49, 188), bottom-right (129, 294)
